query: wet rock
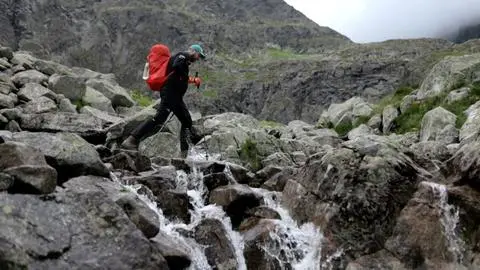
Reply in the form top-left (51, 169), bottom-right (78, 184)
top-left (261, 167), bottom-right (295, 192)
top-left (254, 165), bottom-right (283, 187)
top-left (12, 131), bottom-right (109, 182)
top-left (240, 206), bottom-right (282, 231)
top-left (11, 70), bottom-right (49, 87)
top-left (151, 231), bottom-right (192, 269)
top-left (203, 172), bottom-right (230, 191)
top-left (193, 219), bottom-right (238, 270)
top-left (115, 192), bottom-right (160, 238)
top-left (0, 141), bottom-right (57, 194)
top-left (48, 74), bottom-right (86, 101)
top-left (103, 151), bottom-right (151, 173)
top-left (209, 184), bottom-right (263, 228)
top-left (346, 250), bottom-right (407, 270)
top-left (384, 182), bottom-right (466, 269)
top-left (284, 137), bottom-right (423, 261)
top-left (124, 168), bottom-right (191, 223)
top-left (242, 219), bottom-right (289, 270)
top-left (0, 130), bottom-right (12, 142)
top-left (139, 132), bottom-right (180, 159)
top-left (63, 176), bottom-right (160, 239)
top-left (0, 190), bottom-right (168, 269)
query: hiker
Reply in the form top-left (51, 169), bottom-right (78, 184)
top-left (121, 44), bottom-right (206, 158)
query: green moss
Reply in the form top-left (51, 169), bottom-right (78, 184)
top-left (334, 122), bottom-right (354, 137)
top-left (238, 138), bottom-right (262, 171)
top-left (131, 89), bottom-right (154, 107)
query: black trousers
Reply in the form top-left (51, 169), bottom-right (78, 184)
top-left (131, 95), bottom-right (199, 151)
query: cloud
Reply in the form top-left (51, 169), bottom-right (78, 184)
top-left (285, 0), bottom-right (480, 43)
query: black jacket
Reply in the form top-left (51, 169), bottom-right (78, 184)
top-left (161, 52), bottom-right (190, 100)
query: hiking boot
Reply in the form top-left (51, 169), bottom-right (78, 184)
top-left (120, 136), bottom-right (138, 150)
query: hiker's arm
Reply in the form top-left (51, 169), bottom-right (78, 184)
top-left (172, 54), bottom-right (188, 74)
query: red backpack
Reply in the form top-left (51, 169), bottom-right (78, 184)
top-left (143, 44), bottom-right (172, 91)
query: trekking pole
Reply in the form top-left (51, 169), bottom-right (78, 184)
top-left (158, 112), bottom-right (174, 134)
top-left (201, 119), bottom-right (210, 160)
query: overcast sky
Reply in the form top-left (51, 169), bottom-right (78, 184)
top-left (285, 0), bottom-right (480, 43)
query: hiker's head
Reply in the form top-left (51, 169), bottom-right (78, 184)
top-left (188, 44), bottom-right (206, 62)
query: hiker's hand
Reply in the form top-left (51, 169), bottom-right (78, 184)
top-left (193, 77), bottom-right (201, 88)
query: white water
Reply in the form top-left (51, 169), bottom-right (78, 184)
top-left (110, 147), bottom-right (325, 270)
top-left (422, 182), bottom-right (465, 264)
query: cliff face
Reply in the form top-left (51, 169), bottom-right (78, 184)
top-left (0, 0), bottom-right (350, 87)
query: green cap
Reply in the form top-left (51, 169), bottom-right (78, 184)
top-left (190, 44), bottom-right (206, 59)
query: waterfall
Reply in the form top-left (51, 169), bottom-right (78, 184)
top-left (422, 181), bottom-right (465, 264)
top-left (110, 147), bottom-right (326, 270)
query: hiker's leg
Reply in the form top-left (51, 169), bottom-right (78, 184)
top-left (170, 100), bottom-right (201, 153)
top-left (122, 99), bottom-right (171, 149)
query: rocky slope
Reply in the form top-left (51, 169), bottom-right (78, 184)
top-left (3, 41), bottom-right (480, 270)
top-left (0, 0), bottom-right (350, 87)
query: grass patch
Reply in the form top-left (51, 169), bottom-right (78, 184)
top-left (260, 120), bottom-right (283, 128)
top-left (131, 89), bottom-right (154, 107)
top-left (202, 89), bottom-right (218, 98)
top-left (334, 122), bottom-right (354, 137)
top-left (238, 138), bottom-right (262, 171)
top-left (73, 99), bottom-right (88, 111)
top-left (393, 84), bottom-right (480, 133)
top-left (372, 86), bottom-right (415, 115)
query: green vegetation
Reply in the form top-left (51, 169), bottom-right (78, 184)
top-left (73, 99), bottom-right (88, 111)
top-left (131, 89), bottom-right (154, 107)
top-left (393, 83), bottom-right (480, 133)
top-left (260, 120), bottom-right (283, 128)
top-left (238, 138), bottom-right (262, 171)
top-left (201, 89), bottom-right (218, 98)
top-left (372, 86), bottom-right (415, 115)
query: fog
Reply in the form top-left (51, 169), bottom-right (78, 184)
top-left (285, 0), bottom-right (480, 43)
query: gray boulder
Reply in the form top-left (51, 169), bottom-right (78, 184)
top-left (12, 131), bottom-right (109, 182)
top-left (17, 82), bottom-right (57, 102)
top-left (86, 78), bottom-right (134, 108)
top-left (446, 87), bottom-right (471, 104)
top-left (417, 53), bottom-right (480, 100)
top-left (21, 96), bottom-right (57, 114)
top-left (460, 101), bottom-right (480, 144)
top-left (82, 86), bottom-right (115, 113)
top-left (0, 141), bottom-right (57, 194)
top-left (11, 70), bottom-right (48, 87)
top-left (382, 105), bottom-right (399, 134)
top-left (48, 74), bottom-right (86, 101)
top-left (419, 107), bottom-right (457, 143)
top-left (0, 92), bottom-right (15, 109)
top-left (193, 219), bottom-right (238, 270)
top-left (0, 190), bottom-right (169, 269)
top-left (18, 112), bottom-right (105, 138)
